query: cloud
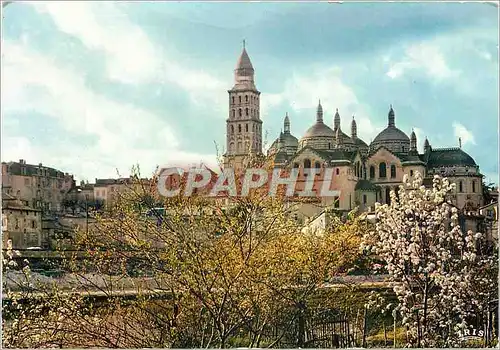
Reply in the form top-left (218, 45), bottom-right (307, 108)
top-left (386, 42), bottom-right (460, 81)
top-left (30, 2), bottom-right (227, 113)
top-left (2, 40), bottom-right (216, 180)
top-left (265, 67), bottom-right (387, 143)
top-left (452, 122), bottom-right (476, 147)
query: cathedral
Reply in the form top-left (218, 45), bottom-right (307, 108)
top-left (223, 45), bottom-right (485, 213)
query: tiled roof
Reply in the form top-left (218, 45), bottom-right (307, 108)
top-left (355, 180), bottom-right (381, 192)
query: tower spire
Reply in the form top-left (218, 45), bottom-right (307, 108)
top-left (316, 100), bottom-right (323, 123)
top-left (351, 114), bottom-right (357, 140)
top-left (388, 104), bottom-right (395, 127)
top-left (243, 39), bottom-right (246, 49)
top-left (284, 112), bottom-right (290, 134)
top-left (334, 108), bottom-right (340, 131)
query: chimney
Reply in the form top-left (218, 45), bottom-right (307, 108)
top-left (19, 159), bottom-right (24, 164)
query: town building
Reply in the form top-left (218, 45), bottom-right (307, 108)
top-left (2, 191), bottom-right (45, 249)
top-left (1, 159), bottom-right (75, 214)
top-left (223, 45), bottom-right (486, 216)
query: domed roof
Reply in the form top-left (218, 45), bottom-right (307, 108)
top-left (335, 128), bottom-right (354, 145)
top-left (354, 137), bottom-right (368, 148)
top-left (427, 148), bottom-right (477, 168)
top-left (372, 126), bottom-right (410, 144)
top-left (282, 133), bottom-right (298, 146)
top-left (371, 105), bottom-right (410, 147)
top-left (303, 122), bottom-right (335, 138)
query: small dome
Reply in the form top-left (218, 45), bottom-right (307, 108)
top-left (302, 123), bottom-right (335, 139)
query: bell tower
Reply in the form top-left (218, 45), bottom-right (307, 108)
top-left (223, 41), bottom-right (263, 171)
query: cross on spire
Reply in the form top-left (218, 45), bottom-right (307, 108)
top-left (243, 39), bottom-right (246, 49)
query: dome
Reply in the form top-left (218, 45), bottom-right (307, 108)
top-left (335, 128), bottom-right (354, 145)
top-left (354, 137), bottom-right (368, 148)
top-left (302, 123), bottom-right (335, 139)
top-left (427, 148), bottom-right (477, 168)
top-left (281, 133), bottom-right (299, 147)
top-left (372, 126), bottom-right (410, 144)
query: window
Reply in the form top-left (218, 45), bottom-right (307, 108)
top-left (32, 220), bottom-right (36, 229)
top-left (370, 166), bottom-right (375, 179)
top-left (239, 96), bottom-right (242, 103)
top-left (230, 125), bottom-right (234, 134)
top-left (245, 95), bottom-right (248, 102)
top-left (334, 196), bottom-right (340, 208)
top-left (232, 96), bottom-right (235, 104)
top-left (15, 218), bottom-right (19, 230)
top-left (390, 165), bottom-right (396, 178)
top-left (459, 181), bottom-right (463, 192)
top-left (363, 194), bottom-right (367, 205)
top-left (245, 108), bottom-right (249, 116)
top-left (472, 181), bottom-right (476, 193)
top-left (238, 109), bottom-right (242, 117)
top-left (245, 124), bottom-right (248, 132)
top-left (328, 142), bottom-right (331, 149)
top-left (238, 124), bottom-right (242, 133)
top-left (315, 162), bottom-right (321, 169)
top-left (232, 110), bottom-right (235, 118)
top-left (410, 170), bottom-right (414, 176)
top-left (293, 163), bottom-right (299, 168)
top-left (379, 162), bottom-right (387, 178)
top-left (304, 159), bottom-right (311, 168)
top-left (385, 187), bottom-right (391, 205)
top-left (336, 168), bottom-right (340, 175)
top-left (24, 178), bottom-right (30, 186)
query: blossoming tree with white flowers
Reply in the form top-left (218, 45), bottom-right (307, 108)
top-left (362, 172), bottom-right (497, 347)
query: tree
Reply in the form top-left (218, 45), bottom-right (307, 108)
top-left (3, 165), bottom-right (365, 348)
top-left (361, 172), bottom-right (498, 347)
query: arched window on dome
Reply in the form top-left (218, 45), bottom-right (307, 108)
top-left (472, 180), bottom-right (476, 193)
top-left (229, 142), bottom-right (235, 153)
top-left (379, 162), bottom-right (387, 178)
top-left (390, 165), bottom-right (396, 178)
top-left (369, 166), bottom-right (375, 179)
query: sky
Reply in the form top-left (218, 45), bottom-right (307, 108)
top-left (1, 1), bottom-right (499, 185)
